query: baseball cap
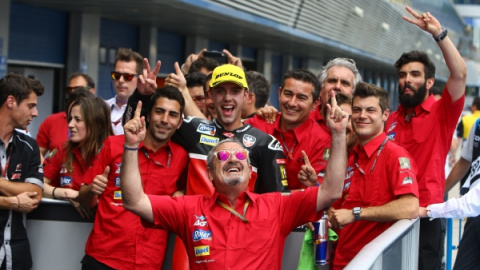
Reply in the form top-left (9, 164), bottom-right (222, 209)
top-left (209, 64), bottom-right (248, 89)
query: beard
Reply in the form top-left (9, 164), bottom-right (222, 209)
top-left (398, 82), bottom-right (428, 108)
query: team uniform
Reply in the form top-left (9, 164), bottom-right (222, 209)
top-left (172, 116), bottom-right (289, 196)
top-left (332, 133), bottom-right (419, 269)
top-left (43, 146), bottom-right (89, 190)
top-left (0, 131), bottom-right (43, 269)
top-left (147, 186), bottom-right (322, 269)
top-left (246, 114), bottom-right (331, 189)
top-left (82, 135), bottom-right (188, 270)
top-left (309, 108), bottom-right (330, 134)
top-left (36, 112), bottom-right (68, 153)
top-left (386, 89), bottom-right (464, 269)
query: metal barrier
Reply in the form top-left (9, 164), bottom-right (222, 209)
top-left (344, 218), bottom-right (420, 270)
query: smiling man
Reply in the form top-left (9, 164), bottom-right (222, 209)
top-left (120, 89), bottom-right (349, 268)
top-left (78, 86), bottom-right (188, 270)
top-left (330, 82), bottom-right (419, 269)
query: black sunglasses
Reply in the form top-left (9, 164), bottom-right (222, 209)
top-left (111, 71), bottom-right (138, 81)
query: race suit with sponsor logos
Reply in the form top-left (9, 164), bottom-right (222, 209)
top-left (172, 116), bottom-right (289, 195)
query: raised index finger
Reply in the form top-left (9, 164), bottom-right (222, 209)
top-left (134, 101), bottom-right (143, 119)
top-left (301, 150), bottom-right (311, 166)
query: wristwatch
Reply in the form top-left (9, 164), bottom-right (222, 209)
top-left (353, 207), bottom-right (362, 221)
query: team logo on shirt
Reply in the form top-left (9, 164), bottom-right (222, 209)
top-left (113, 190), bottom-right (122, 200)
top-left (115, 163), bottom-right (122, 174)
top-left (268, 138), bottom-right (283, 151)
top-left (38, 165), bottom-right (43, 173)
top-left (194, 215), bottom-right (209, 227)
top-left (60, 176), bottom-right (73, 186)
top-left (399, 157), bottom-right (411, 169)
top-left (115, 177), bottom-right (121, 187)
top-left (60, 165), bottom-right (68, 173)
top-left (242, 134), bottom-right (256, 147)
top-left (15, 164), bottom-right (22, 171)
top-left (387, 122), bottom-right (397, 133)
top-left (402, 177), bottom-right (414, 185)
top-left (200, 135), bottom-right (219, 146)
top-left (346, 166), bottom-right (354, 180)
top-left (10, 174), bottom-right (21, 180)
top-left (222, 132), bottom-right (234, 138)
top-left (193, 229), bottom-right (212, 241)
top-left (197, 124), bottom-right (216, 136)
top-left (194, 245), bottom-right (210, 256)
top-left (323, 148), bottom-right (330, 160)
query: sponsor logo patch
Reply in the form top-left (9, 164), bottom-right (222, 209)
top-left (387, 122), bottom-right (397, 133)
top-left (387, 132), bottom-right (395, 141)
top-left (279, 165), bottom-right (287, 180)
top-left (323, 148), bottom-right (330, 160)
top-left (60, 176), bottom-right (73, 186)
top-left (15, 164), bottom-right (22, 171)
top-left (193, 230), bottom-right (212, 241)
top-left (402, 176), bottom-right (414, 185)
top-left (113, 190), bottom-right (122, 200)
top-left (268, 138), bottom-right (283, 151)
top-left (222, 132), bottom-right (234, 138)
top-left (242, 134), bottom-right (256, 147)
top-left (10, 173), bottom-right (21, 180)
top-left (276, 158), bottom-right (286, 165)
top-left (194, 245), bottom-right (210, 257)
top-left (399, 157), bottom-right (411, 169)
top-left (197, 124), bottom-right (216, 136)
top-left (194, 215), bottom-right (208, 227)
top-left (115, 163), bottom-right (122, 174)
top-left (200, 135), bottom-right (219, 146)
top-left (115, 177), bottom-right (121, 187)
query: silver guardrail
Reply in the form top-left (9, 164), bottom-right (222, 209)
top-left (344, 218), bottom-right (420, 270)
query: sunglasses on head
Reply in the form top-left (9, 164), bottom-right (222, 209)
top-left (214, 150), bottom-right (248, 162)
top-left (65, 86), bottom-right (91, 93)
top-left (111, 71), bottom-right (138, 81)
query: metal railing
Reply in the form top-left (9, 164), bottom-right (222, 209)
top-left (344, 218), bottom-right (420, 270)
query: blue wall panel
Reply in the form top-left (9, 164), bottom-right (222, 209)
top-left (270, 53), bottom-right (282, 109)
top-left (157, 30), bottom-right (184, 74)
top-left (98, 19), bottom-right (139, 99)
top-left (9, 3), bottom-right (67, 64)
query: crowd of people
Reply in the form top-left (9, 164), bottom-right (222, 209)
top-left (0, 5), bottom-right (474, 270)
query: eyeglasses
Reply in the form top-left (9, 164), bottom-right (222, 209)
top-left (111, 71), bottom-right (138, 81)
top-left (65, 86), bottom-right (91, 93)
top-left (213, 150), bottom-right (248, 162)
top-left (192, 95), bottom-right (206, 103)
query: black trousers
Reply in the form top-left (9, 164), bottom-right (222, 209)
top-left (81, 254), bottom-right (115, 270)
top-left (419, 218), bottom-right (446, 270)
top-left (453, 216), bottom-right (480, 270)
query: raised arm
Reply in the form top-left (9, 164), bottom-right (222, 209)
top-left (402, 6), bottom-right (466, 102)
top-left (317, 91), bottom-right (348, 211)
top-left (120, 101), bottom-right (154, 223)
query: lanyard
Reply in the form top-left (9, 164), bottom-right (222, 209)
top-left (216, 198), bottom-right (250, 223)
top-left (141, 147), bottom-right (171, 168)
top-left (279, 133), bottom-right (296, 160)
top-left (1, 146), bottom-right (13, 178)
top-left (354, 138), bottom-right (387, 175)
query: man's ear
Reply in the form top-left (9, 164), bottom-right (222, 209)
top-left (6, 95), bottom-right (15, 109)
top-left (207, 168), bottom-right (213, 181)
top-left (176, 117), bottom-right (183, 130)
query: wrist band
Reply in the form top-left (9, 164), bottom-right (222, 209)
top-left (52, 187), bottom-right (58, 199)
top-left (433, 28), bottom-right (448, 42)
top-left (123, 144), bottom-right (138, 151)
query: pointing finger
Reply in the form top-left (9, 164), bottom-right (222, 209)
top-left (301, 150), bottom-right (311, 167)
top-left (134, 101), bottom-right (143, 119)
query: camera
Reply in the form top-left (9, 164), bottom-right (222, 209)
top-left (203, 51), bottom-right (228, 64)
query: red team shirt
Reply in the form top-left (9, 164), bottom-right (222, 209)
top-left (386, 89), bottom-right (464, 206)
top-left (83, 135), bottom-right (188, 270)
top-left (332, 133), bottom-right (419, 269)
top-left (36, 112), bottom-right (69, 152)
top-left (246, 114), bottom-right (331, 188)
top-left (43, 146), bottom-right (88, 190)
top-left (147, 186), bottom-right (322, 269)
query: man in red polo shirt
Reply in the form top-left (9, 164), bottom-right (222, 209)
top-left (120, 89), bottom-right (349, 269)
top-left (77, 86), bottom-right (188, 270)
top-left (330, 82), bottom-right (419, 269)
top-left (246, 69), bottom-right (331, 189)
top-left (385, 7), bottom-right (467, 270)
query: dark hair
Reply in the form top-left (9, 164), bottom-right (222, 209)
top-left (353, 82), bottom-right (390, 113)
top-left (68, 72), bottom-right (95, 89)
top-left (0, 73), bottom-right (44, 106)
top-left (394, 50), bottom-right (436, 79)
top-left (64, 88), bottom-right (96, 115)
top-left (65, 96), bottom-right (113, 173)
top-left (186, 72), bottom-right (207, 88)
top-left (149, 86), bottom-right (186, 115)
top-left (204, 73), bottom-right (213, 96)
top-left (429, 86), bottom-right (442, 96)
top-left (246, 71), bottom-right (270, 109)
top-left (188, 57), bottom-right (219, 74)
top-left (115, 48), bottom-right (144, 75)
top-left (323, 92), bottom-right (353, 119)
top-left (281, 69), bottom-right (320, 101)
top-left (473, 97), bottom-right (480, 109)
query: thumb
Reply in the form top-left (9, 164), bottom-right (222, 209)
top-left (103, 166), bottom-right (110, 177)
top-left (27, 191), bottom-right (38, 197)
top-left (174, 62), bottom-right (183, 76)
